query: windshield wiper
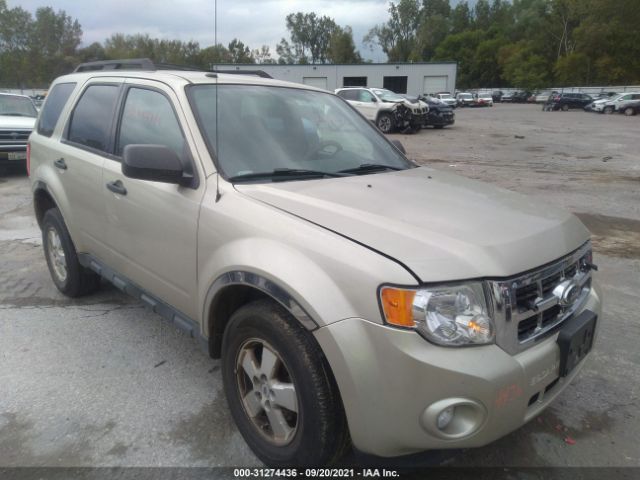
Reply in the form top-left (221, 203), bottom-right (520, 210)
top-left (1, 113), bottom-right (32, 117)
top-left (337, 163), bottom-right (404, 175)
top-left (228, 168), bottom-right (348, 183)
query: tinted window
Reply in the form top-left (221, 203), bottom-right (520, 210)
top-left (67, 85), bottom-right (119, 152)
top-left (37, 83), bottom-right (76, 137)
top-left (338, 89), bottom-right (359, 101)
top-left (117, 88), bottom-right (185, 159)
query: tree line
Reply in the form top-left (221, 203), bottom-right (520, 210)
top-left (2, 0), bottom-right (639, 90)
top-left (366, 0), bottom-right (640, 89)
top-left (0, 2), bottom-right (362, 88)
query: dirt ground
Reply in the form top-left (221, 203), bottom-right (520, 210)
top-left (0, 104), bottom-right (638, 470)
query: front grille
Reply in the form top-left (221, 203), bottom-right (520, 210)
top-left (0, 129), bottom-right (31, 145)
top-left (489, 242), bottom-right (593, 355)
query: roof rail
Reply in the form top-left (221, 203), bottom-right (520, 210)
top-left (73, 58), bottom-right (273, 78)
top-left (208, 69), bottom-right (273, 79)
top-left (74, 58), bottom-right (156, 72)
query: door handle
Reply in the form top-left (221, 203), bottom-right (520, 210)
top-left (106, 180), bottom-right (127, 196)
top-left (54, 158), bottom-right (67, 170)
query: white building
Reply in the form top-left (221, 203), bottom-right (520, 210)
top-left (219, 62), bottom-right (458, 95)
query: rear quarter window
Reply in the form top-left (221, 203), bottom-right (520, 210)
top-left (37, 83), bottom-right (76, 137)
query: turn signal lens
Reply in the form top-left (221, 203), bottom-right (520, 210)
top-left (380, 287), bottom-right (416, 327)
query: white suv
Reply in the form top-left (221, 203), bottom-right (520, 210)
top-left (335, 87), bottom-right (428, 133)
top-left (597, 92), bottom-right (640, 114)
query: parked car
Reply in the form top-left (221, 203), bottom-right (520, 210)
top-left (616, 99), bottom-right (640, 116)
top-left (597, 92), bottom-right (640, 114)
top-left (433, 92), bottom-right (457, 108)
top-left (29, 59), bottom-right (602, 467)
top-left (492, 91), bottom-right (503, 102)
top-left (419, 95), bottom-right (455, 128)
top-left (501, 91), bottom-right (514, 103)
top-left (473, 93), bottom-right (494, 107)
top-left (0, 92), bottom-right (38, 171)
top-left (511, 91), bottom-right (533, 103)
top-left (456, 92), bottom-right (474, 107)
top-left (534, 91), bottom-right (552, 103)
top-left (336, 87), bottom-right (427, 133)
top-left (544, 93), bottom-right (593, 111)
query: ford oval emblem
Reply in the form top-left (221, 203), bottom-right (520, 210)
top-left (553, 279), bottom-right (581, 307)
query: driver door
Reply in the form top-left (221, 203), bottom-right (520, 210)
top-left (101, 80), bottom-right (204, 319)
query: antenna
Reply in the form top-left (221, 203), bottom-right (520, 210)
top-left (214, 0), bottom-right (221, 202)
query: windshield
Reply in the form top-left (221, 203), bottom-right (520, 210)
top-left (188, 85), bottom-right (413, 182)
top-left (372, 89), bottom-right (405, 102)
top-left (439, 94), bottom-right (452, 99)
top-left (458, 94), bottom-right (472, 99)
top-left (0, 95), bottom-right (38, 117)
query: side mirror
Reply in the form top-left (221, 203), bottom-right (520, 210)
top-left (371, 97), bottom-right (377, 103)
top-left (390, 139), bottom-right (406, 154)
top-left (122, 144), bottom-right (185, 185)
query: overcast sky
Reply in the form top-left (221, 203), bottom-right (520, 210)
top-left (9, 0), bottom-right (393, 61)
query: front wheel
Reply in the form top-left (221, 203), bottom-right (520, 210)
top-left (561, 104), bottom-right (569, 111)
top-left (376, 112), bottom-right (394, 134)
top-left (604, 106), bottom-right (614, 114)
top-left (222, 300), bottom-right (350, 467)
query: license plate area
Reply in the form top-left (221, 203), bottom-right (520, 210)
top-left (8, 151), bottom-right (27, 160)
top-left (557, 310), bottom-right (596, 377)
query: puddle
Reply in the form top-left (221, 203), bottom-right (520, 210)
top-left (575, 213), bottom-right (640, 259)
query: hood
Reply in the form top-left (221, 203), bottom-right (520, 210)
top-left (0, 115), bottom-right (37, 129)
top-left (235, 167), bottom-right (590, 282)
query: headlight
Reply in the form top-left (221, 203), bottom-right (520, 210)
top-left (380, 283), bottom-right (494, 346)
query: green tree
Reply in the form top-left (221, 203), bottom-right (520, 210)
top-left (0, 1), bottom-right (32, 87)
top-left (281, 12), bottom-right (338, 64)
top-left (498, 41), bottom-right (550, 90)
top-left (450, 2), bottom-right (472, 34)
top-left (364, 0), bottom-right (421, 62)
top-left (328, 26), bottom-right (362, 64)
top-left (227, 38), bottom-right (254, 63)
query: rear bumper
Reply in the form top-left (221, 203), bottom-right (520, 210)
top-left (315, 282), bottom-right (602, 457)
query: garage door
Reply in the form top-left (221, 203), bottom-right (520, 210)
top-left (423, 76), bottom-right (448, 95)
top-left (303, 77), bottom-right (328, 90)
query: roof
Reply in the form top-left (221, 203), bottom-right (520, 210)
top-left (51, 69), bottom-right (326, 92)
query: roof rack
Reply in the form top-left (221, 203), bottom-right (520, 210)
top-left (73, 58), bottom-right (272, 78)
top-left (208, 69), bottom-right (272, 79)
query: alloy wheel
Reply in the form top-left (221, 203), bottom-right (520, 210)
top-left (47, 227), bottom-right (67, 283)
top-left (235, 338), bottom-right (299, 446)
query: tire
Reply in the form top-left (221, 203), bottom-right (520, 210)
top-left (222, 299), bottom-right (350, 467)
top-left (42, 208), bottom-right (101, 297)
top-left (624, 107), bottom-right (635, 116)
top-left (561, 104), bottom-right (569, 111)
top-left (604, 106), bottom-right (614, 114)
top-left (376, 112), bottom-right (394, 134)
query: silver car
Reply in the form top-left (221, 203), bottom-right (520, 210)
top-left (28, 59), bottom-right (602, 466)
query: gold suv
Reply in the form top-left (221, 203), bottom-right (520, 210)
top-left (29, 59), bottom-right (602, 466)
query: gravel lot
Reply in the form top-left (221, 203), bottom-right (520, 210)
top-left (1, 104), bottom-right (638, 469)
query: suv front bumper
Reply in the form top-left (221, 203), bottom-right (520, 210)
top-left (314, 283), bottom-right (601, 457)
top-left (0, 145), bottom-right (28, 165)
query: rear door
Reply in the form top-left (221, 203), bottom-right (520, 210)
top-left (54, 80), bottom-right (123, 257)
top-left (101, 80), bottom-right (204, 318)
